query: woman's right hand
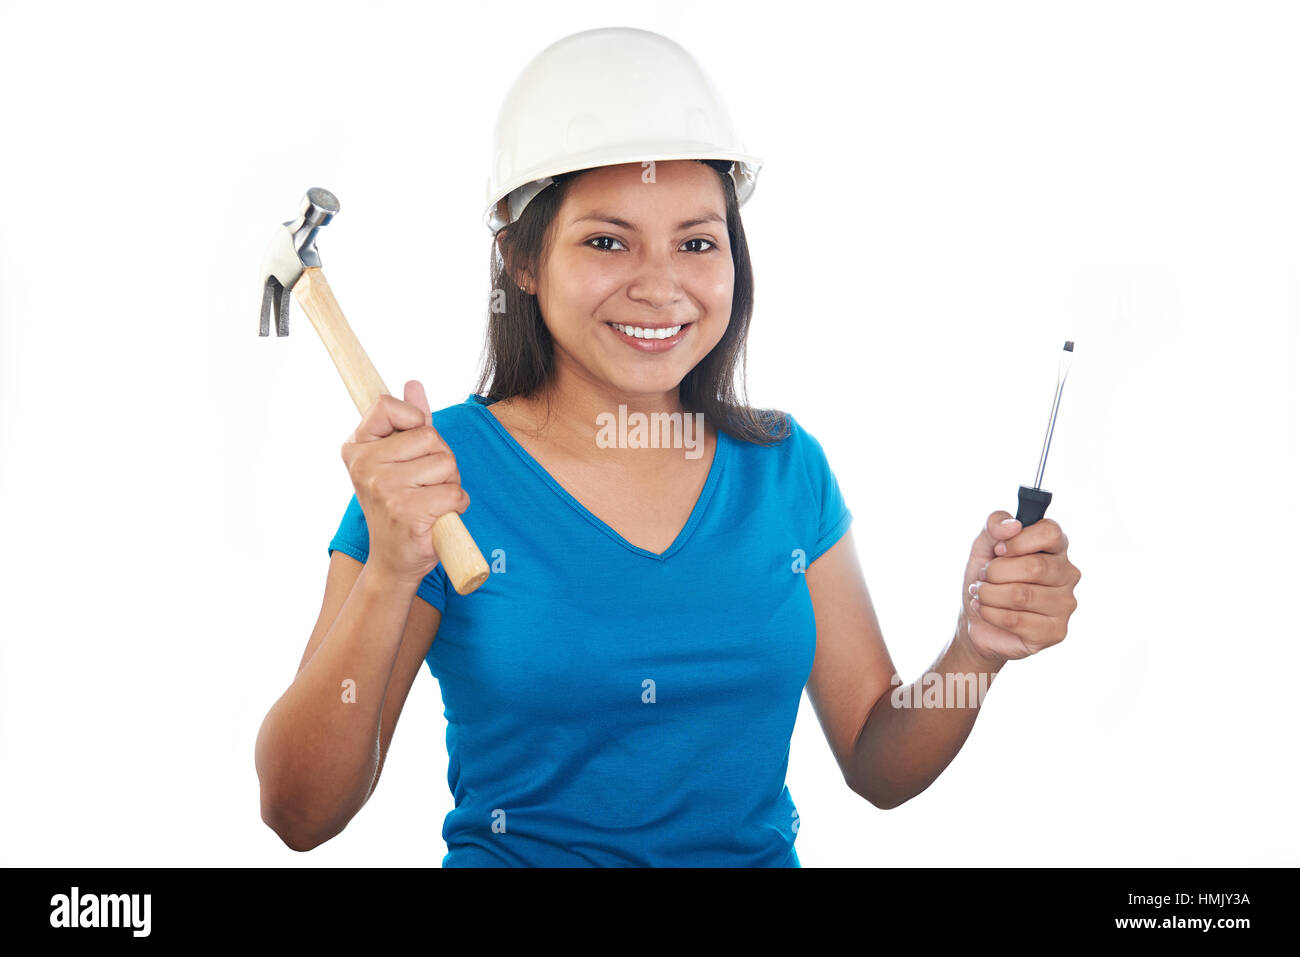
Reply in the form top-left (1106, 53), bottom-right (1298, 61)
top-left (340, 380), bottom-right (470, 586)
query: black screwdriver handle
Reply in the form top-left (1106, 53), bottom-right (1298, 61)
top-left (1015, 486), bottom-right (1053, 527)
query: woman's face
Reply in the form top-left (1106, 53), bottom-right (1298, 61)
top-left (530, 160), bottom-right (733, 400)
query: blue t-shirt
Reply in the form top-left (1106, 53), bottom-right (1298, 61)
top-left (327, 394), bottom-right (852, 867)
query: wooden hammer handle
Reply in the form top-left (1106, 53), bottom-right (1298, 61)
top-left (293, 265), bottom-right (491, 596)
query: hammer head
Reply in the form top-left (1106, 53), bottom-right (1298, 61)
top-left (259, 187), bottom-right (340, 336)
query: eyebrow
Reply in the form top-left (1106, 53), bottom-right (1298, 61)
top-left (569, 211), bottom-right (725, 231)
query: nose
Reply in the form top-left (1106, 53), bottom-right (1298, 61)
top-left (627, 248), bottom-right (684, 309)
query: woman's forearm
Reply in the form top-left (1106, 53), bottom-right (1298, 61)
top-left (850, 624), bottom-right (1006, 809)
top-left (255, 563), bottom-right (419, 849)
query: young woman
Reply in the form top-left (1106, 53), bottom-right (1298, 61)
top-left (255, 28), bottom-right (1081, 867)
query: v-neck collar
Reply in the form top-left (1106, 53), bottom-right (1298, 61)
top-left (468, 394), bottom-right (728, 562)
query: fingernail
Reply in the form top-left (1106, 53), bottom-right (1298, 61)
top-left (968, 582), bottom-right (981, 598)
top-left (978, 564), bottom-right (988, 580)
top-left (995, 542), bottom-right (1007, 556)
top-left (1001, 518), bottom-right (1020, 526)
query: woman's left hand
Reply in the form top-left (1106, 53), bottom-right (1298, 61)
top-left (958, 511), bottom-right (1081, 667)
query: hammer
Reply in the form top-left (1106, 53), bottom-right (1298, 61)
top-left (258, 187), bottom-right (490, 595)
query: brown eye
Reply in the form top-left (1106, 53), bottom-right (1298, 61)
top-left (682, 238), bottom-right (716, 252)
top-left (587, 236), bottom-right (626, 251)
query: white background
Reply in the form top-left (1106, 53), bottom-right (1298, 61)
top-left (1, 0), bottom-right (1296, 867)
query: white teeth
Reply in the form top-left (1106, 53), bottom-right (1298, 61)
top-left (611, 323), bottom-right (684, 340)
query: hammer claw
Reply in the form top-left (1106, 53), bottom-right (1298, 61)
top-left (275, 280), bottom-right (292, 336)
top-left (259, 276), bottom-right (292, 337)
top-left (259, 278), bottom-right (275, 336)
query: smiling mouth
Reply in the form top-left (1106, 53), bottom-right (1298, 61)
top-left (606, 321), bottom-right (692, 340)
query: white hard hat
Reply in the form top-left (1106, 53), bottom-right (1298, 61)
top-left (484, 27), bottom-right (763, 234)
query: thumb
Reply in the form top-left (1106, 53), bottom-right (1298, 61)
top-left (990, 510), bottom-right (1022, 541)
top-left (972, 510), bottom-right (1021, 562)
top-left (404, 379), bottom-right (432, 421)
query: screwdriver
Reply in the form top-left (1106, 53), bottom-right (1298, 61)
top-left (1015, 340), bottom-right (1073, 527)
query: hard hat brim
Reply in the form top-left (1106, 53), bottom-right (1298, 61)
top-left (485, 149), bottom-right (763, 233)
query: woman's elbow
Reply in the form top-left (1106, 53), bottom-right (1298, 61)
top-left (851, 777), bottom-right (909, 810)
top-left (261, 798), bottom-right (331, 852)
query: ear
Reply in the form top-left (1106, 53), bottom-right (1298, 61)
top-left (495, 228), bottom-right (524, 288)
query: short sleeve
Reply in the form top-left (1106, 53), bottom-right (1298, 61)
top-left (788, 417), bottom-right (853, 564)
top-left (327, 492), bottom-right (449, 613)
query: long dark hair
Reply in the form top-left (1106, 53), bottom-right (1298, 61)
top-left (475, 159), bottom-right (790, 445)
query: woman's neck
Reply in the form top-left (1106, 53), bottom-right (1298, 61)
top-left (493, 365), bottom-right (709, 469)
